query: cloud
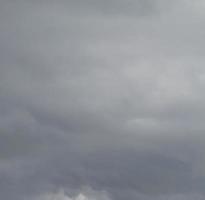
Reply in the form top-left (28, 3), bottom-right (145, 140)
top-left (1, 0), bottom-right (205, 199)
top-left (33, 189), bottom-right (205, 200)
top-left (36, 190), bottom-right (83, 200)
top-left (34, 188), bottom-right (111, 200)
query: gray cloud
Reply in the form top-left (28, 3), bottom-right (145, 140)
top-left (0, 0), bottom-right (205, 199)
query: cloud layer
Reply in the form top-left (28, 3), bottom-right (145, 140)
top-left (0, 0), bottom-right (205, 199)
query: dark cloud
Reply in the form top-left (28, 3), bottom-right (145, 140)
top-left (0, 0), bottom-right (205, 199)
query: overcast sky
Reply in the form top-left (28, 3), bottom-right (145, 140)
top-left (1, 0), bottom-right (205, 199)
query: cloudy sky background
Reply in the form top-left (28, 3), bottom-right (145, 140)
top-left (1, 0), bottom-right (205, 199)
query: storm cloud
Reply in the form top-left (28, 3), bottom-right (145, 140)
top-left (0, 0), bottom-right (205, 199)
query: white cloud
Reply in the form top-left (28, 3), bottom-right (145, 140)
top-left (35, 189), bottom-right (111, 200)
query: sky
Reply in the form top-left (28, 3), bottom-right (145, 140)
top-left (0, 0), bottom-right (205, 199)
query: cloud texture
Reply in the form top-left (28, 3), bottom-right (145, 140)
top-left (0, 0), bottom-right (205, 199)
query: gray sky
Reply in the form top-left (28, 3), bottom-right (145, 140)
top-left (1, 0), bottom-right (205, 199)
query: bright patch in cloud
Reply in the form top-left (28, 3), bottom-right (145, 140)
top-left (35, 189), bottom-right (111, 200)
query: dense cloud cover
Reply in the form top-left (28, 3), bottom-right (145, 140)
top-left (1, 0), bottom-right (205, 199)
